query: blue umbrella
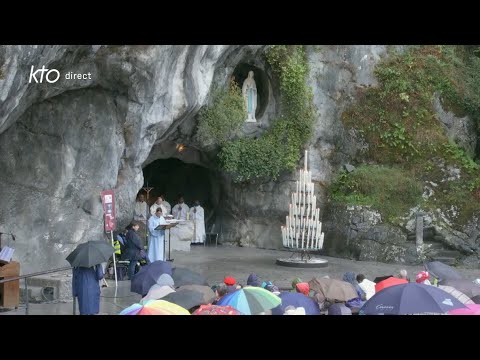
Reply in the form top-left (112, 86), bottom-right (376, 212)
top-left (271, 292), bottom-right (321, 315)
top-left (131, 260), bottom-right (173, 295)
top-left (360, 283), bottom-right (467, 315)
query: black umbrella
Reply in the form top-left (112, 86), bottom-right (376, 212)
top-left (162, 289), bottom-right (207, 311)
top-left (439, 279), bottom-right (480, 299)
top-left (373, 275), bottom-right (393, 283)
top-left (130, 260), bottom-right (173, 295)
top-left (425, 261), bottom-right (463, 282)
top-left (66, 240), bottom-right (114, 268)
top-left (171, 267), bottom-right (208, 288)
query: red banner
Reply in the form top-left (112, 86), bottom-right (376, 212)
top-left (101, 190), bottom-right (116, 232)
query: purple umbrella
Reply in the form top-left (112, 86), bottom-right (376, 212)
top-left (327, 303), bottom-right (352, 315)
top-left (271, 292), bottom-right (321, 315)
top-left (360, 283), bottom-right (467, 315)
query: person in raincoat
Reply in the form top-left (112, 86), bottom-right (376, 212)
top-left (72, 264), bottom-right (104, 315)
top-left (342, 272), bottom-right (366, 311)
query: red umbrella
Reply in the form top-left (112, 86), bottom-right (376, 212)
top-left (192, 304), bottom-right (243, 315)
top-left (375, 277), bottom-right (408, 293)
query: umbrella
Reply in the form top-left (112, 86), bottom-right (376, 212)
top-left (162, 290), bottom-right (206, 311)
top-left (271, 292), bottom-right (321, 315)
top-left (120, 299), bottom-right (190, 315)
top-left (141, 284), bottom-right (176, 302)
top-left (162, 285), bottom-right (215, 310)
top-left (360, 283), bottom-right (467, 315)
top-left (439, 279), bottom-right (480, 299)
top-left (130, 260), bottom-right (173, 295)
top-left (373, 275), bottom-right (393, 283)
top-left (176, 284), bottom-right (215, 304)
top-left (308, 277), bottom-right (358, 302)
top-left (192, 304), bottom-right (243, 315)
top-left (448, 303), bottom-right (480, 315)
top-left (327, 303), bottom-right (352, 315)
top-left (217, 287), bottom-right (281, 315)
top-left (171, 267), bottom-right (208, 287)
top-left (425, 261), bottom-right (463, 282)
top-left (66, 240), bottom-right (114, 268)
top-left (437, 285), bottom-right (474, 305)
top-left (375, 277), bottom-right (408, 293)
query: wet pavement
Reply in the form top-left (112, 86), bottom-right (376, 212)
top-left (2, 244), bottom-right (480, 315)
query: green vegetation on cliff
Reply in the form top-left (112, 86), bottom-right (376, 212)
top-left (332, 45), bottom-right (480, 226)
top-left (199, 45), bottom-right (315, 183)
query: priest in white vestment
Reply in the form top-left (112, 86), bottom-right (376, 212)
top-left (172, 196), bottom-right (190, 220)
top-left (189, 200), bottom-right (206, 244)
top-left (147, 207), bottom-right (167, 262)
top-left (150, 196), bottom-right (169, 216)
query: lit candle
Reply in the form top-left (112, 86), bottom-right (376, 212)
top-left (306, 219), bottom-right (311, 249)
top-left (300, 170), bottom-right (303, 195)
top-left (304, 150), bottom-right (308, 170)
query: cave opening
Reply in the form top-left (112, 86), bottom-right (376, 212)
top-left (141, 158), bottom-right (220, 225)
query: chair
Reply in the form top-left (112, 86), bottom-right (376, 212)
top-left (205, 223), bottom-right (219, 247)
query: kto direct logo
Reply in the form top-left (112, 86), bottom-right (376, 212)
top-left (29, 66), bottom-right (60, 83)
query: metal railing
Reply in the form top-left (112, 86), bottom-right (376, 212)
top-left (0, 266), bottom-right (72, 315)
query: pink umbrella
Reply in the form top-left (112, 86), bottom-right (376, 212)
top-left (448, 303), bottom-right (480, 315)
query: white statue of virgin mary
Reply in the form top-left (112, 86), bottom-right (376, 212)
top-left (242, 71), bottom-right (257, 122)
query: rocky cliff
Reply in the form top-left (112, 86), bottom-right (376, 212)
top-left (1, 45), bottom-right (478, 273)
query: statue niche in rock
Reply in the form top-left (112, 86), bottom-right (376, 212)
top-left (242, 70), bottom-right (257, 122)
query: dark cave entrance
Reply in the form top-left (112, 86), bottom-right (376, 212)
top-left (142, 158), bottom-right (220, 224)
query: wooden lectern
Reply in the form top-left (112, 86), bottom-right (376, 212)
top-left (0, 261), bottom-right (20, 308)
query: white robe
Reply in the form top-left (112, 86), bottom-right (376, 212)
top-left (147, 215), bottom-right (167, 262)
top-left (162, 200), bottom-right (172, 215)
top-left (150, 203), bottom-right (168, 216)
top-left (189, 205), bottom-right (206, 244)
top-left (172, 203), bottom-right (190, 220)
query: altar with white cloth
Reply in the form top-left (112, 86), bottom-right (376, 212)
top-left (164, 220), bottom-right (194, 253)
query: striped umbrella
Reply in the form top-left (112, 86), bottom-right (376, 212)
top-left (120, 299), bottom-right (190, 315)
top-left (217, 287), bottom-right (281, 315)
top-left (438, 285), bottom-right (474, 305)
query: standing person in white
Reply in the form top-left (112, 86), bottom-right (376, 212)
top-left (159, 194), bottom-right (171, 215)
top-left (150, 196), bottom-right (168, 217)
top-left (172, 195), bottom-right (190, 220)
top-left (147, 207), bottom-right (167, 262)
top-left (190, 200), bottom-right (206, 245)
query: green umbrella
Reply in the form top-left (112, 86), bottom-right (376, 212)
top-left (66, 240), bottom-right (114, 268)
top-left (217, 286), bottom-right (281, 315)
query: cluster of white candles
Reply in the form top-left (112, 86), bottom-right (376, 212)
top-left (281, 150), bottom-right (325, 250)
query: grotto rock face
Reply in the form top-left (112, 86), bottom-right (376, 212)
top-left (0, 45), bottom-right (265, 273)
top-left (220, 45), bottom-right (399, 250)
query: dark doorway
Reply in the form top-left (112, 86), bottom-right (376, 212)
top-left (142, 158), bottom-right (218, 221)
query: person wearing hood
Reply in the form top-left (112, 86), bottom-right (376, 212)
top-left (342, 272), bottom-right (366, 311)
top-left (246, 273), bottom-right (261, 287)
